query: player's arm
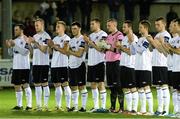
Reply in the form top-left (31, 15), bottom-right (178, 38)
top-left (24, 36), bottom-right (33, 55)
top-left (158, 36), bottom-right (171, 54)
top-left (54, 42), bottom-right (69, 55)
top-left (6, 39), bottom-right (29, 56)
top-left (68, 41), bottom-right (85, 57)
top-left (165, 43), bottom-right (180, 54)
top-left (28, 36), bottom-right (48, 53)
top-left (132, 40), bottom-right (150, 54)
top-left (115, 41), bottom-right (131, 55)
top-left (5, 40), bottom-right (13, 56)
top-left (47, 39), bottom-right (69, 55)
top-left (83, 35), bottom-right (103, 52)
top-left (146, 35), bottom-right (167, 56)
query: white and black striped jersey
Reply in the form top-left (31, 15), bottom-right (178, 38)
top-left (132, 37), bottom-right (152, 71)
top-left (32, 31), bottom-right (51, 65)
top-left (171, 36), bottom-right (180, 72)
top-left (88, 30), bottom-right (107, 66)
top-left (152, 31), bottom-right (171, 67)
top-left (69, 35), bottom-right (86, 69)
top-left (120, 34), bottom-right (138, 69)
top-left (51, 34), bottom-right (70, 68)
top-left (10, 36), bottom-right (30, 69)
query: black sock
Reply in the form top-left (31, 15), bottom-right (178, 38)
top-left (116, 87), bottom-right (124, 110)
top-left (110, 87), bottom-right (117, 110)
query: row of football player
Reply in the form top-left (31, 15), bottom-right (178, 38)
top-left (5, 17), bottom-right (180, 117)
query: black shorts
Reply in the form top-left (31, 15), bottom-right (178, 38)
top-left (172, 72), bottom-right (180, 90)
top-left (11, 69), bottom-right (30, 85)
top-left (168, 71), bottom-right (173, 87)
top-left (32, 65), bottom-right (49, 84)
top-left (120, 66), bottom-right (136, 88)
top-left (135, 70), bottom-right (152, 88)
top-left (106, 60), bottom-right (121, 87)
top-left (69, 62), bottom-right (86, 86)
top-left (152, 66), bottom-right (168, 85)
top-left (51, 67), bottom-right (68, 83)
top-left (87, 62), bottom-right (105, 83)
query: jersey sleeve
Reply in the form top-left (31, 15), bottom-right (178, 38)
top-left (164, 36), bottom-right (170, 43)
top-left (79, 40), bottom-right (86, 48)
top-left (117, 32), bottom-right (124, 41)
top-left (13, 44), bottom-right (29, 56)
top-left (42, 33), bottom-right (51, 45)
top-left (132, 39), bottom-right (149, 54)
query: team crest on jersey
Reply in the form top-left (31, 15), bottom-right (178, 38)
top-left (96, 36), bottom-right (99, 40)
top-left (39, 37), bottom-right (42, 41)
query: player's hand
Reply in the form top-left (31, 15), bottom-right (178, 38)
top-left (64, 42), bottom-right (69, 52)
top-left (5, 40), bottom-right (12, 48)
top-left (127, 33), bottom-right (134, 43)
top-left (115, 41), bottom-right (121, 48)
top-left (158, 36), bottom-right (164, 44)
top-left (83, 34), bottom-right (90, 43)
top-left (28, 36), bottom-right (35, 43)
top-left (24, 36), bottom-right (31, 44)
top-left (47, 39), bottom-right (54, 48)
top-left (146, 35), bottom-right (153, 42)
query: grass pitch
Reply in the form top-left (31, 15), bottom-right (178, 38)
top-left (0, 87), bottom-right (173, 118)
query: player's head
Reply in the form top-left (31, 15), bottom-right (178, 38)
top-left (155, 17), bottom-right (166, 32)
top-left (122, 20), bottom-right (133, 34)
top-left (169, 19), bottom-right (176, 34)
top-left (71, 21), bottom-right (81, 37)
top-left (139, 20), bottom-right (151, 35)
top-left (90, 18), bottom-right (101, 32)
top-left (14, 24), bottom-right (25, 37)
top-left (56, 21), bottom-right (66, 35)
top-left (107, 18), bottom-right (118, 33)
top-left (34, 18), bottom-right (45, 33)
top-left (174, 18), bottom-right (180, 33)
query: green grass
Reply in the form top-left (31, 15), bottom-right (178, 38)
top-left (0, 87), bottom-right (173, 118)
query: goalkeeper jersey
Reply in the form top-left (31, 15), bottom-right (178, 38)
top-left (105, 31), bottom-right (124, 62)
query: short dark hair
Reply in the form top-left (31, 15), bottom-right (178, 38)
top-left (174, 18), bottom-right (180, 25)
top-left (91, 18), bottom-right (101, 23)
top-left (155, 17), bottom-right (166, 24)
top-left (71, 21), bottom-right (81, 28)
top-left (140, 20), bottom-right (151, 30)
top-left (124, 20), bottom-right (133, 28)
top-left (15, 24), bottom-right (25, 31)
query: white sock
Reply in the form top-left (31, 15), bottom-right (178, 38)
top-left (162, 86), bottom-right (170, 114)
top-left (16, 91), bottom-right (23, 107)
top-left (72, 90), bottom-right (79, 110)
top-left (124, 91), bottom-right (132, 111)
top-left (81, 89), bottom-right (88, 109)
top-left (157, 87), bottom-right (163, 112)
top-left (172, 89), bottom-right (178, 113)
top-left (100, 90), bottom-right (107, 109)
top-left (35, 86), bottom-right (42, 108)
top-left (139, 90), bottom-right (146, 113)
top-left (43, 86), bottom-right (50, 107)
top-left (55, 86), bottom-right (62, 108)
top-left (92, 88), bottom-right (99, 109)
top-left (178, 92), bottom-right (180, 112)
top-left (145, 89), bottom-right (153, 113)
top-left (64, 86), bottom-right (71, 108)
top-left (132, 91), bottom-right (139, 112)
top-left (24, 87), bottom-right (32, 108)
